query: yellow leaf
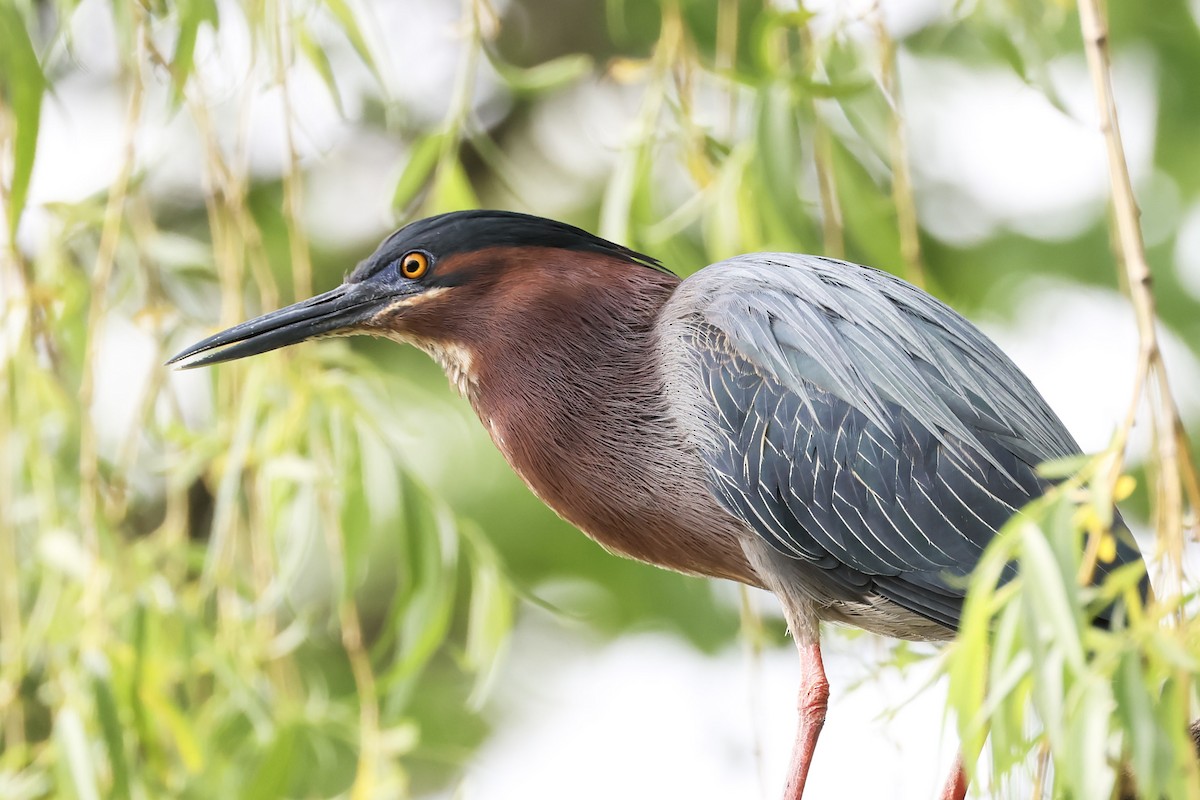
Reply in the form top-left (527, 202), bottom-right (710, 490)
top-left (141, 688), bottom-right (204, 773)
top-left (1113, 474), bottom-right (1136, 502)
top-left (686, 149), bottom-right (714, 188)
top-left (1098, 533), bottom-right (1117, 564)
top-left (1074, 505), bottom-right (1103, 537)
top-left (608, 58), bottom-right (649, 84)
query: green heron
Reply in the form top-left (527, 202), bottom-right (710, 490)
top-left (170, 210), bottom-right (1145, 799)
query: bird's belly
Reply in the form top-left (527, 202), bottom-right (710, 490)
top-left (479, 408), bottom-right (764, 586)
top-left (512, 464), bottom-right (764, 586)
top-left (742, 534), bottom-right (956, 643)
top-left (575, 510), bottom-right (765, 587)
top-left (818, 597), bottom-right (956, 642)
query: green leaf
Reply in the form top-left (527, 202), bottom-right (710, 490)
top-left (382, 495), bottom-right (459, 687)
top-left (489, 53), bottom-right (593, 95)
top-left (948, 531), bottom-right (1017, 763)
top-left (1035, 453), bottom-right (1092, 480)
top-left (1018, 517), bottom-right (1085, 671)
top-left (792, 75), bottom-right (873, 99)
top-left (391, 132), bottom-right (445, 215)
top-left (986, 603), bottom-right (1033, 773)
top-left (321, 0), bottom-right (385, 92)
top-left (1063, 676), bottom-right (1115, 798)
top-left (463, 528), bottom-right (513, 707)
top-left (128, 602), bottom-right (155, 758)
top-left (239, 724), bottom-right (298, 800)
top-left (752, 86), bottom-right (807, 245)
top-left (1115, 649), bottom-right (1158, 797)
top-left (171, 0), bottom-right (219, 103)
top-left (143, 689), bottom-right (204, 773)
top-left (427, 158), bottom-right (479, 215)
top-left (55, 707), bottom-right (101, 800)
top-left (0, 3), bottom-right (45, 242)
top-left (91, 674), bottom-right (131, 800)
top-left (297, 25), bottom-right (345, 116)
top-left (705, 145), bottom-right (752, 259)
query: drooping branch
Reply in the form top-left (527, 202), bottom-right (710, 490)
top-left (800, 15), bottom-right (845, 260)
top-left (873, 2), bottom-right (925, 289)
top-left (1076, 0), bottom-right (1200, 593)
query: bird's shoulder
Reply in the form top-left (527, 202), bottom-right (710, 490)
top-left (653, 253), bottom-right (1096, 630)
top-left (659, 252), bottom-right (1078, 465)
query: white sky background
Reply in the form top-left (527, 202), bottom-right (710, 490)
top-left (463, 611), bottom-right (963, 800)
top-left (20, 0), bottom-right (1200, 797)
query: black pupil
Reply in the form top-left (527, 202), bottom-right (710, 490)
top-left (405, 258), bottom-right (421, 275)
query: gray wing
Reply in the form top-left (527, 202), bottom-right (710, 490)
top-left (660, 253), bottom-right (1142, 630)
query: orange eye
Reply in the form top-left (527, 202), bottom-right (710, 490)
top-left (400, 251), bottom-right (429, 279)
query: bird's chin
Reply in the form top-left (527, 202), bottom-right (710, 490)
top-left (410, 336), bottom-right (478, 398)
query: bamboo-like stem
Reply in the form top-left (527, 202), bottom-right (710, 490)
top-left (1076, 0), bottom-right (1199, 598)
top-left (434, 0), bottom-right (486, 191)
top-left (0, 103), bottom-right (46, 364)
top-left (0, 306), bottom-right (23, 752)
top-left (0, 91), bottom-right (26, 752)
top-left (716, 0), bottom-right (739, 135)
top-left (1031, 740), bottom-right (1052, 799)
top-left (799, 13), bottom-right (844, 259)
top-left (1077, 5), bottom-right (1200, 796)
top-left (103, 201), bottom-right (166, 520)
top-left (313, 432), bottom-right (380, 800)
top-left (272, 0), bottom-right (313, 298)
top-left (812, 122), bottom-right (844, 259)
top-left (600, 0), bottom-right (681, 244)
top-left (737, 584), bottom-right (767, 798)
top-left (78, 10), bottom-right (147, 623)
top-left (872, 2), bottom-right (925, 288)
top-left (147, 33), bottom-right (283, 600)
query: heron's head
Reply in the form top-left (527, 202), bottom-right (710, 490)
top-left (168, 210), bottom-right (673, 384)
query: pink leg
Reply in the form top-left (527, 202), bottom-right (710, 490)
top-left (939, 754), bottom-right (968, 800)
top-left (783, 641), bottom-right (830, 799)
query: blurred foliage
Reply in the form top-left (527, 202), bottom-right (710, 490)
top-left (948, 454), bottom-right (1199, 798)
top-left (1, 0), bottom-right (1199, 797)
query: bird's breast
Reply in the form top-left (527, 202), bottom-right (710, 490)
top-left (478, 402), bottom-right (762, 587)
top-left (423, 265), bottom-right (763, 587)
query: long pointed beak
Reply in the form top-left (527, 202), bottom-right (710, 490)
top-left (167, 281), bottom-right (400, 369)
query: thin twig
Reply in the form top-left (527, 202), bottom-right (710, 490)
top-left (738, 585), bottom-right (768, 800)
top-left (600, 0), bottom-right (681, 243)
top-left (78, 12), bottom-right (147, 625)
top-left (872, 2), bottom-right (925, 288)
top-left (0, 96), bottom-right (50, 358)
top-left (1080, 12), bottom-right (1200, 800)
top-left (0, 299), bottom-right (23, 750)
top-left (103, 199), bottom-right (167, 520)
top-left (1075, 9), bottom-right (1200, 791)
top-left (1077, 0), bottom-right (1199, 598)
top-left (313, 430), bottom-right (380, 800)
top-left (272, 0), bottom-right (313, 298)
top-left (716, 0), bottom-right (739, 135)
top-left (799, 14), bottom-right (844, 259)
top-left (0, 90), bottom-right (27, 748)
top-left (1031, 740), bottom-right (1052, 798)
top-left (434, 0), bottom-right (486, 195)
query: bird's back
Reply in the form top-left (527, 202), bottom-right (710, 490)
top-left (655, 253), bottom-right (1145, 638)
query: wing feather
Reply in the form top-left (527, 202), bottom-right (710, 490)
top-left (660, 253), bottom-right (1144, 630)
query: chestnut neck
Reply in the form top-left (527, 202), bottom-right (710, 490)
top-left (410, 248), bottom-right (757, 584)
